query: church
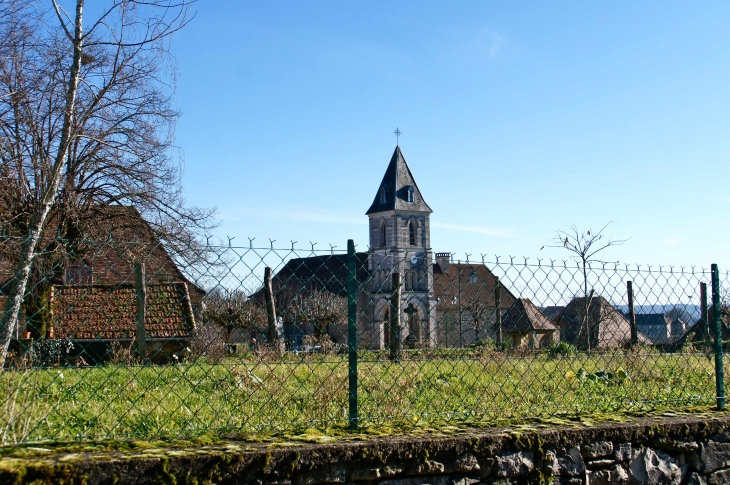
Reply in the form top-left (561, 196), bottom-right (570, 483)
top-left (268, 145), bottom-right (547, 350)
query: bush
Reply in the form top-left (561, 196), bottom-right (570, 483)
top-left (301, 334), bottom-right (335, 354)
top-left (189, 323), bottom-right (228, 363)
top-left (547, 341), bottom-right (576, 359)
top-left (25, 338), bottom-right (75, 367)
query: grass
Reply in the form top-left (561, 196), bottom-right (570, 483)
top-left (0, 348), bottom-right (721, 445)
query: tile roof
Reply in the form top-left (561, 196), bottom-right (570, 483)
top-left (366, 146), bottom-right (433, 215)
top-left (635, 314), bottom-right (671, 327)
top-left (50, 282), bottom-right (195, 340)
top-left (0, 205), bottom-right (204, 297)
top-left (541, 306), bottom-right (565, 321)
top-left (502, 298), bottom-right (557, 333)
top-left (252, 253), bottom-right (369, 322)
top-left (556, 295), bottom-right (649, 348)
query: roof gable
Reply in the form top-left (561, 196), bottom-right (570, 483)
top-left (503, 298), bottom-right (556, 333)
top-left (366, 146), bottom-right (432, 215)
top-left (0, 205), bottom-right (204, 297)
top-left (269, 252), bottom-right (370, 298)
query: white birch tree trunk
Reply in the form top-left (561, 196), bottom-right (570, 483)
top-left (0, 0), bottom-right (85, 367)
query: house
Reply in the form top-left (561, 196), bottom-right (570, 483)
top-left (502, 298), bottom-right (558, 349)
top-left (0, 205), bottom-right (204, 363)
top-left (260, 253), bottom-right (370, 349)
top-left (636, 314), bottom-right (673, 345)
top-left (555, 295), bottom-right (640, 349)
top-left (432, 254), bottom-right (517, 347)
top-left (675, 305), bottom-right (730, 349)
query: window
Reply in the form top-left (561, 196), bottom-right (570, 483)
top-left (66, 263), bottom-right (92, 284)
top-left (380, 221), bottom-right (387, 247)
top-left (406, 304), bottom-right (419, 337)
top-left (409, 220), bottom-right (416, 245)
top-left (444, 313), bottom-right (454, 331)
top-left (406, 186), bottom-right (414, 203)
top-left (380, 185), bottom-right (389, 204)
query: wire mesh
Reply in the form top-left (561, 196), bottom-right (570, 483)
top-left (0, 235), bottom-right (728, 445)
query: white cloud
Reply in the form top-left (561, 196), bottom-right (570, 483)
top-left (484, 28), bottom-right (506, 58)
top-left (432, 222), bottom-right (515, 238)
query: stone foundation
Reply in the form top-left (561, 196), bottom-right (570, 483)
top-left (4, 414), bottom-right (730, 484)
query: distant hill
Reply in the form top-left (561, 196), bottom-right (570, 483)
top-left (614, 304), bottom-right (700, 322)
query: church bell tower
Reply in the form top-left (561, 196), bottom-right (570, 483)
top-left (366, 146), bottom-right (435, 348)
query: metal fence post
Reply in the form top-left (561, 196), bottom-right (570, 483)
top-left (134, 262), bottom-right (146, 362)
top-left (627, 281), bottom-right (638, 346)
top-left (390, 272), bottom-right (401, 362)
top-left (711, 264), bottom-right (725, 410)
top-left (347, 239), bottom-right (358, 430)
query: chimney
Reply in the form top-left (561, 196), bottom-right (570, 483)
top-left (436, 252), bottom-right (450, 273)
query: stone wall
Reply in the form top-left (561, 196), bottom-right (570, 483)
top-left (5, 414), bottom-right (730, 484)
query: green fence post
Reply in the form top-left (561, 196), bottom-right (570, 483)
top-left (712, 264), bottom-right (725, 410)
top-left (347, 239), bottom-right (358, 430)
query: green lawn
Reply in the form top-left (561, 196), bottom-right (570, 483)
top-left (0, 349), bottom-right (720, 445)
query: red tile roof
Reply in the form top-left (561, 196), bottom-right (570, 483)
top-left (50, 282), bottom-right (195, 340)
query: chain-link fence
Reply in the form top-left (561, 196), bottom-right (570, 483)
top-left (0, 234), bottom-right (728, 444)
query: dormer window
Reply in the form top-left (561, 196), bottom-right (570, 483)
top-left (379, 185), bottom-right (389, 204)
top-left (406, 186), bottom-right (414, 203)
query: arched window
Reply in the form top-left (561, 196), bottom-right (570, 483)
top-left (380, 221), bottom-right (387, 247)
top-left (409, 220), bottom-right (416, 245)
top-left (406, 304), bottom-right (419, 339)
top-left (407, 186), bottom-right (414, 203)
top-left (380, 185), bottom-right (389, 204)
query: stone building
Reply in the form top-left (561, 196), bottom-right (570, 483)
top-left (365, 145), bottom-right (436, 348)
top-left (265, 145), bottom-right (524, 349)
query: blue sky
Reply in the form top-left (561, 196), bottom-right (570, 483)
top-left (169, 1), bottom-right (730, 269)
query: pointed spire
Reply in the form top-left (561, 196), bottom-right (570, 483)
top-left (366, 146), bottom-right (432, 215)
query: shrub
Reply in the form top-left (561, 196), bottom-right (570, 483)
top-left (189, 323), bottom-right (228, 363)
top-left (25, 338), bottom-right (75, 367)
top-left (547, 341), bottom-right (576, 359)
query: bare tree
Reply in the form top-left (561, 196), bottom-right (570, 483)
top-left (462, 296), bottom-right (493, 344)
top-left (0, 0), bottom-right (205, 365)
top-left (202, 288), bottom-right (266, 342)
top-left (551, 222), bottom-right (627, 298)
top-left (550, 222), bottom-right (627, 350)
top-left (286, 289), bottom-right (347, 340)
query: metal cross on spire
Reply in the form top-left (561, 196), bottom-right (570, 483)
top-left (393, 127), bottom-right (402, 146)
